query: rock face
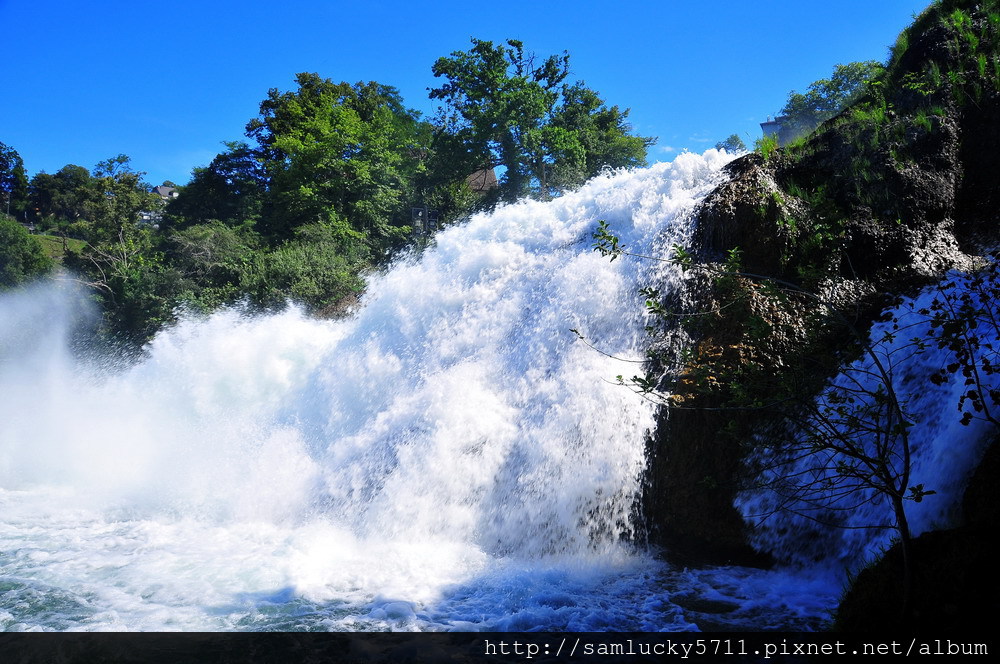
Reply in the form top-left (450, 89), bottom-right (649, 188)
top-left (644, 402), bottom-right (771, 566)
top-left (644, 0), bottom-right (1000, 570)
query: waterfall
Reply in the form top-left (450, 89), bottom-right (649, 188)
top-left (9, 151), bottom-right (845, 632)
top-left (12, 149), bottom-right (968, 632)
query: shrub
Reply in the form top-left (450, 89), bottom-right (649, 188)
top-left (0, 216), bottom-right (53, 289)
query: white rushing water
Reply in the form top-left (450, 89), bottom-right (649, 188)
top-left (0, 151), bottom-right (839, 632)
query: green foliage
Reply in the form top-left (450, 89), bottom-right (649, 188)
top-left (45, 155), bottom-right (170, 341)
top-left (163, 221), bottom-right (261, 311)
top-left (670, 244), bottom-right (694, 271)
top-left (0, 216), bottom-right (53, 289)
top-left (430, 38), bottom-right (653, 202)
top-left (849, 101), bottom-right (888, 128)
top-left (913, 107), bottom-right (934, 132)
top-left (0, 141), bottom-right (29, 219)
top-left (245, 221), bottom-right (369, 311)
top-left (714, 134), bottom-right (747, 153)
top-left (779, 61), bottom-right (885, 137)
top-left (166, 142), bottom-right (266, 229)
top-left (29, 164), bottom-right (96, 232)
top-left (86, 155), bottom-right (162, 243)
top-left (592, 219), bottom-right (625, 260)
top-left (891, 30), bottom-right (910, 63)
top-left (753, 133), bottom-right (780, 160)
top-left (550, 82), bottom-right (653, 186)
top-left (901, 60), bottom-right (944, 96)
top-left (247, 74), bottom-right (431, 245)
top-left (878, 0), bottom-right (1000, 107)
top-left (430, 38), bottom-right (569, 202)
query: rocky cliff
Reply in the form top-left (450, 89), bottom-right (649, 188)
top-left (643, 0), bottom-right (1000, 620)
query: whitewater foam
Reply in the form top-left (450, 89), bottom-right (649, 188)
top-left (1, 151), bottom-right (839, 631)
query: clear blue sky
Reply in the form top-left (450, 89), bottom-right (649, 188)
top-left (2, 0), bottom-right (931, 187)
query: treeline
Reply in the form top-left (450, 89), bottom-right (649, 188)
top-left (0, 38), bottom-right (654, 343)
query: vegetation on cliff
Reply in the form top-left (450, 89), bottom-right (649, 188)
top-left (605, 0), bottom-right (1000, 627)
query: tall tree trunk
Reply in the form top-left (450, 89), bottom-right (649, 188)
top-left (892, 495), bottom-right (913, 628)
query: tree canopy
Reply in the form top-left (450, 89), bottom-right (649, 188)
top-left (166, 141), bottom-right (266, 229)
top-left (6, 38), bottom-right (656, 342)
top-left (0, 216), bottom-right (52, 289)
top-left (30, 164), bottom-right (95, 228)
top-left (779, 61), bottom-right (885, 136)
top-left (246, 74), bottom-right (431, 245)
top-left (714, 134), bottom-right (747, 153)
top-left (0, 141), bottom-right (29, 219)
top-left (430, 38), bottom-right (653, 202)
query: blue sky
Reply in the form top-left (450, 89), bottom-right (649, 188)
top-left (2, 0), bottom-right (931, 187)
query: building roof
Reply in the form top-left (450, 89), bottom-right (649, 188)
top-left (152, 185), bottom-right (178, 199)
top-left (466, 168), bottom-right (498, 193)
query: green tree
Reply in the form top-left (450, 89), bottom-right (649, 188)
top-left (0, 141), bottom-right (29, 219)
top-left (244, 222), bottom-right (369, 311)
top-left (246, 73), bottom-right (430, 245)
top-left (84, 155), bottom-right (161, 242)
top-left (430, 38), bottom-right (653, 202)
top-left (430, 38), bottom-right (566, 202)
top-left (164, 220), bottom-right (261, 311)
top-left (779, 61), bottom-right (884, 137)
top-left (63, 155), bottom-right (172, 340)
top-left (547, 82), bottom-right (653, 189)
top-left (29, 164), bottom-right (97, 233)
top-left (714, 134), bottom-right (747, 153)
top-left (167, 141), bottom-right (267, 229)
top-left (0, 216), bottom-right (53, 289)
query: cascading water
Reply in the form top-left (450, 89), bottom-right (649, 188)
top-left (1, 151), bottom-right (839, 632)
